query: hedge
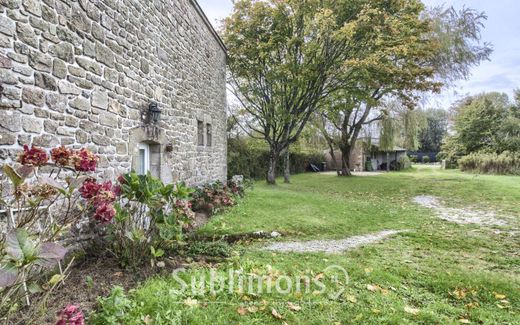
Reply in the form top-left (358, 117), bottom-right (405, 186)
top-left (458, 151), bottom-right (520, 175)
top-left (227, 138), bottom-right (325, 179)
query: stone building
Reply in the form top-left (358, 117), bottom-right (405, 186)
top-left (0, 0), bottom-right (228, 185)
top-left (324, 138), bottom-right (408, 172)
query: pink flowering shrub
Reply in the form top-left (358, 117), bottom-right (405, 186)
top-left (0, 145), bottom-right (104, 317)
top-left (18, 145), bottom-right (49, 166)
top-left (73, 148), bottom-right (98, 172)
top-left (190, 181), bottom-right (241, 214)
top-left (79, 179), bottom-right (120, 223)
top-left (56, 305), bottom-right (84, 325)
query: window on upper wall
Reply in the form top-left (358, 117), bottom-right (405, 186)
top-left (206, 123), bottom-right (212, 147)
top-left (197, 120), bottom-right (204, 146)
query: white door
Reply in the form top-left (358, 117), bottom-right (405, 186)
top-left (137, 143), bottom-right (150, 175)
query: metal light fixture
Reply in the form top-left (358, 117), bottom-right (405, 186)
top-left (148, 102), bottom-right (161, 123)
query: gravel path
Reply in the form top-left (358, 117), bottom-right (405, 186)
top-left (413, 195), bottom-right (508, 226)
top-left (263, 230), bottom-right (404, 253)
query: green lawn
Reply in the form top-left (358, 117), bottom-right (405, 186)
top-left (92, 166), bottom-right (520, 324)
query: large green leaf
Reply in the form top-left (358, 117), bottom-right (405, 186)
top-left (67, 175), bottom-right (88, 191)
top-left (3, 165), bottom-right (23, 187)
top-left (5, 229), bottom-right (37, 263)
top-left (35, 242), bottom-right (67, 268)
top-left (16, 165), bottom-right (34, 179)
top-left (0, 263), bottom-right (18, 288)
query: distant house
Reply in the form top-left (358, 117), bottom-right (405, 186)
top-left (324, 138), bottom-right (407, 172)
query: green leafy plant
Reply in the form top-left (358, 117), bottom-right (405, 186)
top-left (107, 172), bottom-right (195, 268)
top-left (422, 156), bottom-right (431, 163)
top-left (397, 156), bottom-right (412, 170)
top-left (91, 286), bottom-right (134, 324)
top-left (187, 241), bottom-right (233, 258)
top-left (459, 151), bottom-right (520, 175)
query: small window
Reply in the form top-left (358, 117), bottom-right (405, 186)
top-left (197, 120), bottom-right (204, 146)
top-left (137, 143), bottom-right (150, 175)
top-left (206, 123), bottom-right (212, 147)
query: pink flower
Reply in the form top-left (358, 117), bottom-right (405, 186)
top-left (95, 181), bottom-right (117, 205)
top-left (18, 145), bottom-right (49, 166)
top-left (51, 146), bottom-right (74, 167)
top-left (56, 304), bottom-right (84, 325)
top-left (93, 203), bottom-right (116, 223)
top-left (72, 148), bottom-right (98, 172)
top-left (79, 179), bottom-right (101, 200)
top-left (80, 179), bottom-right (121, 224)
top-left (113, 185), bottom-right (121, 197)
top-left (117, 174), bottom-right (127, 185)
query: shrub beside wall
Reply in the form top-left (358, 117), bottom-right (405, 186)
top-left (398, 156), bottom-right (412, 170)
top-left (459, 151), bottom-right (520, 175)
top-left (227, 138), bottom-right (325, 179)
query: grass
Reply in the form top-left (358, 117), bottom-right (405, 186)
top-left (91, 166), bottom-right (520, 324)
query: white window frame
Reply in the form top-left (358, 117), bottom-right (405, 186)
top-left (138, 142), bottom-right (150, 175)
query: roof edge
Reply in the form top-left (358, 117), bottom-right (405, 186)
top-left (189, 0), bottom-right (228, 53)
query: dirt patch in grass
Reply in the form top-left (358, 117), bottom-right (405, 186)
top-left (413, 195), bottom-right (509, 227)
top-left (263, 230), bottom-right (405, 253)
top-left (10, 254), bottom-right (182, 325)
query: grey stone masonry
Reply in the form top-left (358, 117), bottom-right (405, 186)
top-left (0, 0), bottom-right (227, 185)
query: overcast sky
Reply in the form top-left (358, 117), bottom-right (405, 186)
top-left (198, 0), bottom-right (520, 108)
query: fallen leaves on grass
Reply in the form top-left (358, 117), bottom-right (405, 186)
top-left (459, 319), bottom-right (471, 324)
top-left (271, 308), bottom-right (284, 320)
top-left (404, 306), bottom-right (420, 315)
top-left (346, 295), bottom-right (357, 303)
top-left (452, 288), bottom-right (467, 300)
top-left (493, 292), bottom-right (506, 300)
top-left (287, 302), bottom-right (302, 311)
top-left (451, 288), bottom-right (477, 300)
top-left (366, 284), bottom-right (389, 295)
top-left (366, 284), bottom-right (380, 292)
top-left (143, 315), bottom-right (152, 324)
top-left (183, 298), bottom-right (199, 308)
top-left (237, 305), bottom-right (260, 316)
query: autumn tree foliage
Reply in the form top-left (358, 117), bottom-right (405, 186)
top-left (316, 4), bottom-right (492, 175)
top-left (225, 0), bottom-right (436, 183)
top-left (224, 0), bottom-right (492, 182)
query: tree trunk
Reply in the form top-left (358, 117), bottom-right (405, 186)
top-left (328, 147), bottom-right (341, 176)
top-left (386, 152), bottom-right (390, 172)
top-left (266, 150), bottom-right (278, 185)
top-left (339, 145), bottom-right (353, 176)
top-left (283, 149), bottom-right (290, 183)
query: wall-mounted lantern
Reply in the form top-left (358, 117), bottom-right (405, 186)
top-left (148, 102), bottom-right (161, 124)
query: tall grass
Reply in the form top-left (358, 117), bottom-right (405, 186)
top-left (459, 151), bottom-right (520, 175)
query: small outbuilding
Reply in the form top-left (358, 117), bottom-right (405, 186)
top-left (324, 138), bottom-right (408, 172)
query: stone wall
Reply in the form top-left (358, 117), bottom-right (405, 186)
top-left (0, 0), bottom-right (228, 185)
